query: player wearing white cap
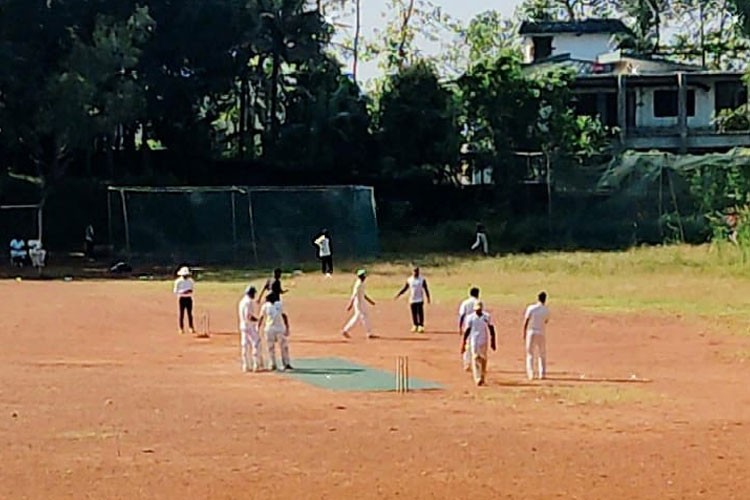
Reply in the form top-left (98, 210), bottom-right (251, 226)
top-left (258, 293), bottom-right (292, 371)
top-left (394, 266), bottom-right (431, 333)
top-left (461, 301), bottom-right (496, 386)
top-left (238, 286), bottom-right (263, 372)
top-left (341, 269), bottom-right (376, 339)
top-left (458, 287), bottom-right (481, 371)
top-left (173, 266), bottom-right (195, 334)
top-left (523, 291), bottom-right (550, 380)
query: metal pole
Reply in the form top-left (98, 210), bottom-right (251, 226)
top-left (119, 190), bottom-right (131, 256)
top-left (37, 205), bottom-right (43, 244)
top-left (546, 152), bottom-right (552, 239)
top-left (231, 191), bottom-right (238, 247)
top-left (107, 190), bottom-right (113, 250)
top-left (247, 191), bottom-right (259, 264)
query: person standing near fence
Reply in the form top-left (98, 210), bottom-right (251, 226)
top-left (239, 286), bottom-right (262, 372)
top-left (314, 229), bottom-right (333, 277)
top-left (341, 269), bottom-right (376, 339)
top-left (471, 223), bottom-right (489, 255)
top-left (173, 266), bottom-right (195, 334)
top-left (523, 291), bottom-right (550, 380)
top-left (84, 224), bottom-right (95, 260)
top-left (394, 266), bottom-right (431, 333)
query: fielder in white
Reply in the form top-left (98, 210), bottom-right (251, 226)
top-left (461, 301), bottom-right (497, 386)
top-left (458, 287), bottom-right (481, 371)
top-left (258, 293), bottom-right (292, 371)
top-left (314, 228), bottom-right (333, 277)
top-left (471, 223), bottom-right (489, 255)
top-left (341, 269), bottom-right (376, 339)
top-left (523, 291), bottom-right (551, 380)
top-left (238, 286), bottom-right (263, 372)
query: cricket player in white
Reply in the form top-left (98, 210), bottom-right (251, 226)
top-left (173, 266), bottom-right (195, 334)
top-left (258, 293), bottom-right (292, 371)
top-left (461, 301), bottom-right (496, 386)
top-left (238, 286), bottom-right (262, 372)
top-left (458, 287), bottom-right (481, 371)
top-left (314, 229), bottom-right (333, 276)
top-left (341, 269), bottom-right (376, 339)
top-left (394, 266), bottom-right (431, 333)
top-left (523, 291), bottom-right (551, 380)
top-left (471, 223), bottom-right (489, 255)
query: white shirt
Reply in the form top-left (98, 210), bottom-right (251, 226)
top-left (261, 301), bottom-right (285, 332)
top-left (524, 303), bottom-right (550, 335)
top-left (465, 312), bottom-right (493, 348)
top-left (351, 279), bottom-right (367, 309)
top-left (406, 276), bottom-right (425, 303)
top-left (458, 297), bottom-right (479, 329)
top-left (238, 295), bottom-right (257, 330)
top-left (173, 277), bottom-right (194, 297)
top-left (315, 235), bottom-right (331, 257)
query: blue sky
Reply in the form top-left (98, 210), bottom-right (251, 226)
top-left (343, 0), bottom-right (525, 81)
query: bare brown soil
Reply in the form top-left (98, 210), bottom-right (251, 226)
top-left (1, 279), bottom-right (749, 499)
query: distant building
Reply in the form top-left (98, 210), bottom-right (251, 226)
top-left (520, 19), bottom-right (631, 65)
top-left (521, 19), bottom-right (750, 153)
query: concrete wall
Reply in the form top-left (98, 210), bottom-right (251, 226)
top-left (634, 84), bottom-right (715, 128)
top-left (523, 33), bottom-right (615, 63)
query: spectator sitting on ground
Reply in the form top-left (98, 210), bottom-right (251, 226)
top-left (10, 237), bottom-right (27, 267)
top-left (27, 240), bottom-right (46, 269)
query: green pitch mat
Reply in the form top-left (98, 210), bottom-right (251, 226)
top-left (280, 357), bottom-right (443, 392)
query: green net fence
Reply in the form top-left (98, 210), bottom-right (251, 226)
top-left (107, 185), bottom-right (379, 265)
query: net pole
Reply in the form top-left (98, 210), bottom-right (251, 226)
top-left (231, 190), bottom-right (238, 247)
top-left (247, 191), bottom-right (259, 264)
top-left (107, 190), bottom-right (113, 250)
top-left (37, 205), bottom-right (43, 243)
top-left (119, 189), bottom-right (131, 255)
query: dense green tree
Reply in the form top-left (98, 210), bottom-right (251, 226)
top-left (376, 60), bottom-right (460, 182)
top-left (457, 50), bottom-right (608, 189)
top-left (0, 2), bottom-right (153, 184)
top-left (275, 56), bottom-right (373, 176)
top-left (519, 0), bottom-right (613, 21)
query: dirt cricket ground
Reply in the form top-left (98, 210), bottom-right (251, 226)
top-left (1, 267), bottom-right (750, 499)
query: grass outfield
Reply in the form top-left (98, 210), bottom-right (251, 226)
top-left (187, 244), bottom-right (750, 333)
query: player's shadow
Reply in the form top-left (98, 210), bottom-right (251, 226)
top-left (290, 368), bottom-right (364, 375)
top-left (546, 375), bottom-right (652, 384)
top-left (296, 339), bottom-right (350, 345)
top-left (377, 336), bottom-right (430, 342)
top-left (205, 331), bottom-right (237, 337)
top-left (488, 375), bottom-right (652, 387)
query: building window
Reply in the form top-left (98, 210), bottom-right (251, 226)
top-left (653, 89), bottom-right (696, 118)
top-left (715, 81), bottom-right (748, 112)
top-left (532, 36), bottom-right (553, 61)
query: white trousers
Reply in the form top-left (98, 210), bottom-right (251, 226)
top-left (266, 328), bottom-right (290, 369)
top-left (525, 333), bottom-right (546, 380)
top-left (343, 306), bottom-right (371, 336)
top-left (470, 342), bottom-right (489, 385)
top-left (471, 233), bottom-right (488, 254)
top-left (240, 325), bottom-right (262, 371)
top-left (462, 340), bottom-right (472, 372)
